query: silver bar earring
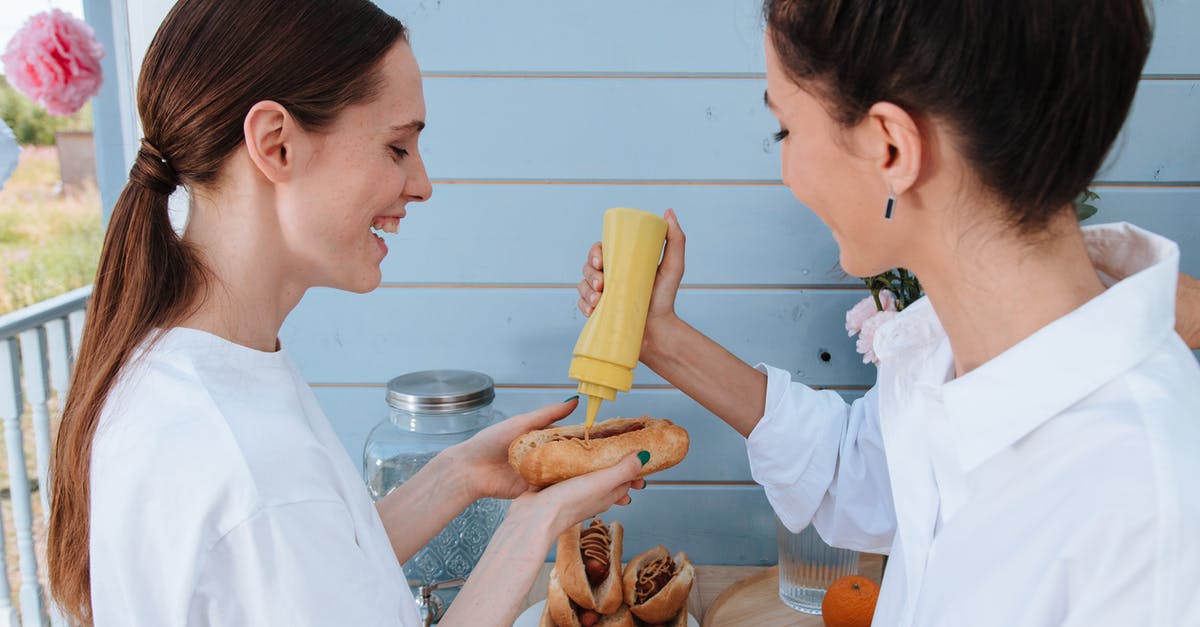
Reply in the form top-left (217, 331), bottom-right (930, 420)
top-left (884, 183), bottom-right (896, 220)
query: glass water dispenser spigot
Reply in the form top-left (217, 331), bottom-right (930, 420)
top-left (410, 577), bottom-right (466, 626)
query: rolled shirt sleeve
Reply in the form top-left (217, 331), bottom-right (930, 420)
top-left (747, 364), bottom-right (896, 553)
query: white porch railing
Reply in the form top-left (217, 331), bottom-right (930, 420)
top-left (0, 286), bottom-right (90, 627)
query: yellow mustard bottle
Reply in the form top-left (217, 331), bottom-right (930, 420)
top-left (568, 207), bottom-right (668, 429)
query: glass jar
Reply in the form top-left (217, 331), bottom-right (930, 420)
top-left (363, 370), bottom-right (508, 619)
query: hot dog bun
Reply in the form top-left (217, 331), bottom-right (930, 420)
top-left (555, 518), bottom-right (624, 613)
top-left (631, 609), bottom-right (689, 627)
top-left (546, 569), bottom-right (635, 627)
top-left (622, 547), bottom-right (694, 624)
top-left (508, 417), bottom-right (689, 487)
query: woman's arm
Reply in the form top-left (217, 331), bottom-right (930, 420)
top-left (375, 399), bottom-right (595, 564)
top-left (639, 315), bottom-right (766, 438)
top-left (372, 445), bottom-right (477, 565)
top-left (578, 210), bottom-right (766, 437)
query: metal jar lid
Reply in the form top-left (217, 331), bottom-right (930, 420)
top-left (385, 370), bottom-right (496, 414)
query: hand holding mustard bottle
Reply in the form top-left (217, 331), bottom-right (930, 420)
top-left (577, 208), bottom-right (687, 348)
top-left (578, 209), bottom-right (772, 439)
top-left (568, 208), bottom-right (669, 431)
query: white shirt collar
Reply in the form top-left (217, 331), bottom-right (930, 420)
top-left (877, 222), bottom-right (1181, 471)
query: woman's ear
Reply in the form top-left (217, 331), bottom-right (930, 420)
top-left (243, 101), bottom-right (297, 184)
top-left (864, 101), bottom-right (922, 196)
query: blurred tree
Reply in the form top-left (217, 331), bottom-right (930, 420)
top-left (0, 75), bottom-right (93, 145)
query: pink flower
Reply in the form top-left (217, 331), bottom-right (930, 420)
top-left (2, 9), bottom-right (104, 116)
top-left (845, 290), bottom-right (897, 336)
top-left (856, 310), bottom-right (898, 365)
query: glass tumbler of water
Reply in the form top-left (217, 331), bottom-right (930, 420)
top-left (776, 516), bottom-right (859, 614)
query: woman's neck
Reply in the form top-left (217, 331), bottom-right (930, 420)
top-left (176, 182), bottom-right (305, 352)
top-left (911, 211), bottom-right (1105, 377)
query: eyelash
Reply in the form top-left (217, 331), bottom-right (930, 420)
top-left (389, 146), bottom-right (409, 160)
top-left (773, 128), bottom-right (790, 142)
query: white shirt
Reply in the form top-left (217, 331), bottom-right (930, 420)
top-left (748, 223), bottom-right (1200, 626)
top-left (90, 328), bottom-right (422, 626)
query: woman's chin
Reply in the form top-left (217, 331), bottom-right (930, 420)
top-left (341, 269), bottom-right (383, 294)
top-left (838, 252), bottom-right (891, 279)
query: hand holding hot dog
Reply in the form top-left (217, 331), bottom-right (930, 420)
top-left (447, 396), bottom-right (594, 501)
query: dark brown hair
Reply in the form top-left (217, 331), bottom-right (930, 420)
top-left (48, 0), bottom-right (406, 622)
top-left (764, 0), bottom-right (1152, 230)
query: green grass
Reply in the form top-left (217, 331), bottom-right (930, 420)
top-left (0, 145), bottom-right (103, 314)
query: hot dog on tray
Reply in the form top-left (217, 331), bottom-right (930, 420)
top-left (556, 518), bottom-right (624, 613)
top-left (508, 416), bottom-right (689, 487)
top-left (540, 517), bottom-right (632, 626)
top-left (622, 546), bottom-right (694, 625)
top-left (542, 569), bottom-right (634, 627)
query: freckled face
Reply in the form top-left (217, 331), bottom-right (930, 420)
top-left (764, 35), bottom-right (902, 278)
top-left (277, 42), bottom-right (432, 293)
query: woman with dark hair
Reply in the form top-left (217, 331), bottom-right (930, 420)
top-left (48, 1), bottom-right (646, 625)
top-left (580, 1), bottom-right (1199, 624)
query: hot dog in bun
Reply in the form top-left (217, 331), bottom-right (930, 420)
top-left (555, 518), bottom-right (624, 614)
top-left (508, 417), bottom-right (689, 487)
top-left (542, 570), bottom-right (635, 627)
top-left (622, 546), bottom-right (694, 625)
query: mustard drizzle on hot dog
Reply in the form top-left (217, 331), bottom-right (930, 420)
top-left (579, 519), bottom-right (611, 586)
top-left (634, 554), bottom-right (676, 604)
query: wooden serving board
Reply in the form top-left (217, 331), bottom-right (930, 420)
top-left (700, 555), bottom-right (884, 627)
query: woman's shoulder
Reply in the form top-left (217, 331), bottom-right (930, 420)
top-left (1107, 334), bottom-right (1200, 418)
top-left (1055, 339), bottom-right (1200, 504)
top-left (92, 328), bottom-right (348, 526)
top-left (98, 327), bottom-right (306, 445)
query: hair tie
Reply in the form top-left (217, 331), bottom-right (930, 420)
top-left (130, 138), bottom-right (178, 196)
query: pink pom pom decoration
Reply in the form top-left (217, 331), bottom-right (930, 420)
top-left (2, 9), bottom-right (104, 116)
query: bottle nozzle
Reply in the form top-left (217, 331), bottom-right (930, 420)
top-left (584, 395), bottom-right (602, 429)
top-left (575, 381), bottom-right (615, 429)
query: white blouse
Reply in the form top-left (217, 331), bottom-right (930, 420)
top-left (748, 223), bottom-right (1200, 626)
top-left (90, 328), bottom-right (422, 626)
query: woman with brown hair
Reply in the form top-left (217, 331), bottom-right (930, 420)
top-left (580, 0), bottom-right (1200, 624)
top-left (48, 1), bottom-right (646, 625)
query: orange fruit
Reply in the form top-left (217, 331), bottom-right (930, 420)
top-left (821, 575), bottom-right (880, 627)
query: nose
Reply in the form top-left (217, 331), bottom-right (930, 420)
top-left (405, 154), bottom-right (433, 202)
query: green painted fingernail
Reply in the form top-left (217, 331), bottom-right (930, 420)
top-left (563, 394), bottom-right (580, 403)
top-left (637, 451), bottom-right (650, 466)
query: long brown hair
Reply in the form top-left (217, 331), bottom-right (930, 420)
top-left (48, 0), bottom-right (406, 621)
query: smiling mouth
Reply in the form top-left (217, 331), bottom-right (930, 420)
top-left (371, 216), bottom-right (400, 235)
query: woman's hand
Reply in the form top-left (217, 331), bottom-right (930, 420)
top-left (447, 397), bottom-right (649, 502)
top-left (513, 450), bottom-right (647, 532)
top-left (446, 397), bottom-right (583, 501)
top-left (577, 208), bottom-right (687, 349)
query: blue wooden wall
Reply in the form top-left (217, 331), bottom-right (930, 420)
top-left (94, 1), bottom-right (1200, 566)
